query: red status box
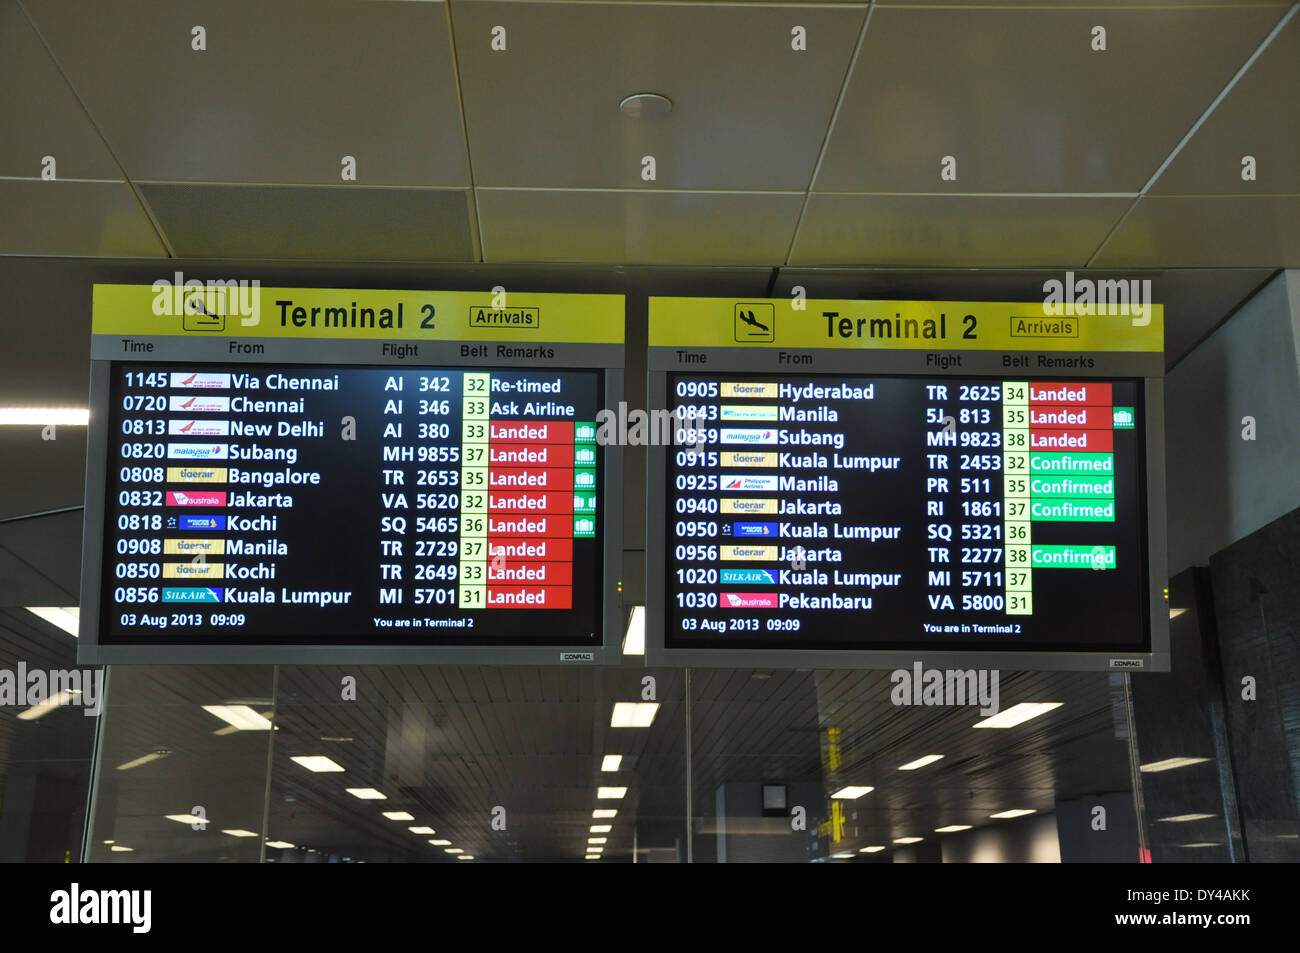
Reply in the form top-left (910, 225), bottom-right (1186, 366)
top-left (490, 444), bottom-right (562, 466)
top-left (489, 467), bottom-right (574, 491)
top-left (487, 561), bottom-right (572, 585)
top-left (487, 515), bottom-right (573, 537)
top-left (488, 490), bottom-right (573, 514)
top-left (486, 586), bottom-right (572, 609)
top-left (490, 421), bottom-right (574, 444)
top-left (1030, 428), bottom-right (1114, 452)
top-left (487, 537), bottom-right (573, 561)
top-left (1029, 405), bottom-right (1113, 429)
top-left (1028, 382), bottom-right (1112, 405)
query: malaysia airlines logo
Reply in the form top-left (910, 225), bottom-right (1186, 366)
top-left (720, 428), bottom-right (778, 445)
top-left (168, 443), bottom-right (229, 459)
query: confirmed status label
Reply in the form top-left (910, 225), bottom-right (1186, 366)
top-left (665, 373), bottom-right (1150, 652)
top-left (102, 363), bottom-right (603, 647)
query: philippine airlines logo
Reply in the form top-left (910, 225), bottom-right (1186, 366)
top-left (720, 592), bottom-right (778, 609)
top-left (170, 395), bottom-right (230, 412)
top-left (722, 475), bottom-right (779, 492)
top-left (169, 372), bottom-right (232, 389)
top-left (168, 419), bottom-right (230, 436)
top-left (720, 428), bottom-right (778, 445)
top-left (166, 491), bottom-right (228, 507)
top-left (168, 443), bottom-right (229, 460)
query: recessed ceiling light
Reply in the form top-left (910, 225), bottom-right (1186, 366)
top-left (382, 812), bottom-right (414, 821)
top-left (0, 408), bottom-right (88, 426)
top-left (429, 839), bottom-right (451, 846)
top-left (623, 605), bottom-right (646, 655)
top-left (408, 826), bottom-right (435, 835)
top-left (597, 787), bottom-right (627, 800)
top-left (592, 809), bottom-right (618, 819)
top-left (972, 702), bottom-right (1062, 729)
top-left (935, 825), bottom-right (972, 833)
top-left (898, 755), bottom-right (944, 771)
top-left (1169, 607), bottom-right (1187, 619)
top-left (610, 703), bottom-right (659, 728)
top-left (456, 855), bottom-right (474, 861)
top-left (16, 689), bottom-right (82, 720)
top-left (102, 840), bottom-right (115, 845)
top-left (266, 841), bottom-right (295, 849)
top-left (221, 829), bottom-right (258, 838)
top-left (859, 846), bottom-right (886, 853)
top-left (588, 837), bottom-right (607, 845)
top-left (585, 855), bottom-right (600, 860)
top-left (345, 788), bottom-right (386, 800)
top-left (444, 848), bottom-right (463, 854)
top-left (591, 825), bottom-right (612, 834)
top-left (893, 837), bottom-right (923, 844)
top-left (109, 845), bottom-right (133, 852)
top-left (1157, 814), bottom-right (1216, 823)
top-left (165, 813), bottom-right (209, 827)
top-left (618, 93), bottom-right (672, 119)
top-left (25, 606), bottom-right (79, 637)
top-left (989, 809), bottom-right (1037, 819)
top-left (830, 786), bottom-right (874, 799)
top-left (601, 754), bottom-right (623, 772)
top-left (1178, 842), bottom-right (1219, 848)
top-left (115, 751), bottom-right (170, 771)
top-left (290, 755), bottom-right (344, 773)
top-left (202, 705), bottom-right (273, 731)
top-left (1139, 757), bottom-right (1210, 773)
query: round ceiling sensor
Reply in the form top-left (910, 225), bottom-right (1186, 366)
top-left (619, 93), bottom-right (672, 119)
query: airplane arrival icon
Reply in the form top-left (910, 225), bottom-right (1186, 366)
top-left (733, 303), bottom-right (775, 342)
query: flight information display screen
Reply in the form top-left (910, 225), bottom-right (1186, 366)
top-left (664, 372), bottom-right (1150, 652)
top-left (99, 362), bottom-right (604, 647)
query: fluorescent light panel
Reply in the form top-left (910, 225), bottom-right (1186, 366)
top-left (0, 408), bottom-right (88, 426)
top-left (972, 702), bottom-right (1062, 729)
top-left (429, 839), bottom-right (451, 846)
top-left (202, 705), bottom-right (273, 731)
top-left (1158, 814), bottom-right (1216, 823)
top-left (623, 605), bottom-right (646, 656)
top-left (989, 809), bottom-right (1037, 819)
top-left (592, 809), bottom-right (618, 819)
top-left (290, 755), bottom-right (344, 773)
top-left (590, 825), bottom-right (612, 833)
top-left (383, 812), bottom-right (415, 821)
top-left (1139, 757), bottom-right (1210, 773)
top-left (25, 606), bottom-right (79, 637)
top-left (610, 702), bottom-right (659, 728)
top-left (409, 826), bottom-right (436, 835)
top-left (859, 846), bottom-right (886, 853)
top-left (830, 786), bottom-right (874, 799)
top-left (115, 752), bottom-right (167, 771)
top-left (16, 689), bottom-right (81, 720)
top-left (893, 837), bottom-right (922, 844)
top-left (935, 825), bottom-right (972, 833)
top-left (345, 788), bottom-right (386, 800)
top-left (165, 813), bottom-right (209, 826)
top-left (222, 829), bottom-right (258, 838)
top-left (898, 754), bottom-right (944, 771)
top-left (266, 841), bottom-right (295, 849)
top-left (601, 754), bottom-right (623, 772)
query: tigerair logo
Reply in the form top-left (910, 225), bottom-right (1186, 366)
top-left (469, 306), bottom-right (540, 329)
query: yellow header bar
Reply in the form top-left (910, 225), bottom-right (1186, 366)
top-left (92, 283), bottom-right (624, 344)
top-left (649, 297), bottom-right (1163, 352)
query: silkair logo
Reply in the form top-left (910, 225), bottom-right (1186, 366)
top-left (50, 883), bottom-right (151, 934)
